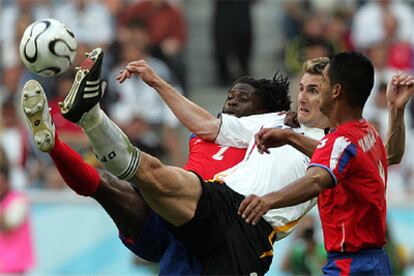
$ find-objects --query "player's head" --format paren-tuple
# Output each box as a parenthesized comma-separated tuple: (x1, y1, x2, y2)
(320, 52, 374, 116)
(222, 72, 291, 117)
(297, 57, 330, 128)
(0, 146, 10, 199)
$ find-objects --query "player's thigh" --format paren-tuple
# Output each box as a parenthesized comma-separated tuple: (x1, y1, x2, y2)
(131, 152, 202, 226)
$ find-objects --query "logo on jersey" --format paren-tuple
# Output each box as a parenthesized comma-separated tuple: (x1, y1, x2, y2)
(317, 138, 328, 149)
(358, 127, 377, 153)
(212, 146, 229, 160)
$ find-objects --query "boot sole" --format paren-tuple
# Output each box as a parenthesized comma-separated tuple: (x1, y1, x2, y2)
(22, 80, 55, 152)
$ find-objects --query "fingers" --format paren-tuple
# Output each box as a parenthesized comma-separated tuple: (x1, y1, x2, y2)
(404, 76, 414, 88)
(115, 60, 151, 84)
(392, 72, 414, 87)
(125, 60, 148, 72)
(245, 201, 265, 225)
(238, 195, 254, 216)
(255, 128, 265, 154)
(238, 195, 266, 225)
(284, 111, 300, 128)
(116, 70, 131, 84)
(255, 128, 271, 154)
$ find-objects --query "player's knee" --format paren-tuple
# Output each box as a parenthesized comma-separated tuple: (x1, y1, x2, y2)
(98, 170, 117, 187)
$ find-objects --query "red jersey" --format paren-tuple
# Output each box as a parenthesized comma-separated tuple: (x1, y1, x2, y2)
(308, 119, 387, 253)
(183, 134, 246, 180)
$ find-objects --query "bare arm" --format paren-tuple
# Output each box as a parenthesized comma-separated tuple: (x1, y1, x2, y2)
(255, 128, 319, 157)
(285, 131, 319, 157)
(238, 166, 332, 225)
(386, 106, 406, 165)
(384, 73, 414, 165)
(117, 60, 220, 141)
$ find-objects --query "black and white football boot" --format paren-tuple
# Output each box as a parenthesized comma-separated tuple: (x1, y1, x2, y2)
(60, 47, 106, 124)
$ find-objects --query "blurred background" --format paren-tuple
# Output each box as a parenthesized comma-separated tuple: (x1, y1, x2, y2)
(0, 0, 414, 275)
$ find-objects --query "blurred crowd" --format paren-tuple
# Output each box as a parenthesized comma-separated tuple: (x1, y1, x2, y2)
(0, 0, 414, 274)
(0, 0, 414, 203)
(0, 0, 188, 192)
(281, 0, 414, 204)
(0, 0, 414, 198)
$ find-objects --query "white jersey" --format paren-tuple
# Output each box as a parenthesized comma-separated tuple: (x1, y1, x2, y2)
(215, 113, 325, 240)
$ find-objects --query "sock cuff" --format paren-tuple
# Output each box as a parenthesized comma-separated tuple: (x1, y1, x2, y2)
(117, 147, 141, 180)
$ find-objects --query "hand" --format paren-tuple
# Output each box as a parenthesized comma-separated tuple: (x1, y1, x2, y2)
(386, 72, 414, 110)
(116, 68, 131, 84)
(255, 128, 292, 154)
(116, 60, 161, 87)
(283, 111, 300, 128)
(238, 194, 271, 225)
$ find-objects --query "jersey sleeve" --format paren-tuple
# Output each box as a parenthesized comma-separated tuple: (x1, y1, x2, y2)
(308, 135, 357, 185)
(215, 113, 284, 148)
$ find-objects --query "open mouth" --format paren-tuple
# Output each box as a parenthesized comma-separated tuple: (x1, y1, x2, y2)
(224, 109, 237, 115)
(299, 107, 310, 113)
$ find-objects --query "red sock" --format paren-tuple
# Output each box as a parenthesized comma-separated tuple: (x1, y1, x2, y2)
(49, 133, 100, 196)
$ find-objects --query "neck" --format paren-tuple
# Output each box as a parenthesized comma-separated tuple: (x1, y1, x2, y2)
(328, 102, 363, 127)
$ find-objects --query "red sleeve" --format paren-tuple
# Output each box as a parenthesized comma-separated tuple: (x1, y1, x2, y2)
(308, 134, 357, 185)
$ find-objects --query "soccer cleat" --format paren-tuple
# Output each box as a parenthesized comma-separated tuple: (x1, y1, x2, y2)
(22, 80, 55, 152)
(60, 47, 105, 124)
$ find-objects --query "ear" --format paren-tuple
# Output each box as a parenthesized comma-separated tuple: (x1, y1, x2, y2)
(332, 84, 342, 100)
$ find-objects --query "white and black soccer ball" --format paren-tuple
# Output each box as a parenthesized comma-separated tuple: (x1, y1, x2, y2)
(19, 18, 77, 77)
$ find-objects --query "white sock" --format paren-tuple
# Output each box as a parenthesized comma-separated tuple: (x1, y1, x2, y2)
(82, 108, 140, 180)
(79, 104, 102, 131)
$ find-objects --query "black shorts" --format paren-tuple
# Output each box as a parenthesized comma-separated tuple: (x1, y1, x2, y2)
(170, 180, 276, 275)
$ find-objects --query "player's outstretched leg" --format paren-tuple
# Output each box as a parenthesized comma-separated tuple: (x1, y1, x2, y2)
(21, 79, 150, 238)
(61, 49, 202, 226)
(21, 79, 101, 195)
(60, 48, 140, 180)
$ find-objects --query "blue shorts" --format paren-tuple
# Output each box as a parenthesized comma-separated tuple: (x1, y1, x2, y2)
(120, 211, 202, 275)
(323, 248, 392, 275)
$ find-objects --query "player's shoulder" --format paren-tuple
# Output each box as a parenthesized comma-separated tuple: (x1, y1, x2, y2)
(240, 112, 285, 124)
(300, 125, 325, 140)
(221, 112, 282, 120)
(189, 133, 205, 143)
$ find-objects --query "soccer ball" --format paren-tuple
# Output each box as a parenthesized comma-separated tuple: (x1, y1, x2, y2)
(19, 18, 77, 77)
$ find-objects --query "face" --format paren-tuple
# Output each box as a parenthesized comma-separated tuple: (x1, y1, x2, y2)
(222, 83, 266, 117)
(297, 73, 330, 128)
(319, 65, 334, 116)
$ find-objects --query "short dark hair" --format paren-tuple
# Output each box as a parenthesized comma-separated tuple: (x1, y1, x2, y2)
(328, 52, 374, 108)
(233, 72, 291, 112)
